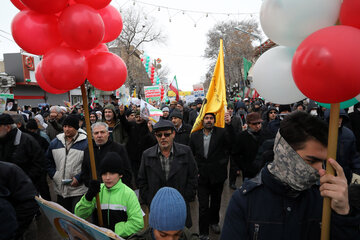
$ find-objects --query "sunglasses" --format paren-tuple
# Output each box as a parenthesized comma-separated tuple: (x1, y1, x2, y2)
(155, 132, 172, 138)
(249, 122, 262, 125)
(269, 111, 277, 114)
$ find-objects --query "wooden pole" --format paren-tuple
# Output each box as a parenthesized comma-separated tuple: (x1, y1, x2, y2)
(81, 83, 103, 227)
(320, 102, 340, 240)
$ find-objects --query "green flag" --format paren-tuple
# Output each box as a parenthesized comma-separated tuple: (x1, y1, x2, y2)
(243, 57, 252, 98)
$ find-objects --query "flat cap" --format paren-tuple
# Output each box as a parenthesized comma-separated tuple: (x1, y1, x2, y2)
(153, 119, 175, 132)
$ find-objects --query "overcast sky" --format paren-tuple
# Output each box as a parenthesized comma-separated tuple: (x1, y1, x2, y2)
(0, 0, 263, 91)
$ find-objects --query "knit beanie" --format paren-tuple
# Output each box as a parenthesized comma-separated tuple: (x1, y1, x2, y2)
(169, 109, 183, 120)
(99, 152, 124, 176)
(63, 115, 79, 130)
(149, 187, 186, 231)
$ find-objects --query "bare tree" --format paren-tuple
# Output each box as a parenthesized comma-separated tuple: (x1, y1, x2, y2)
(203, 19, 260, 98)
(108, 6, 167, 96)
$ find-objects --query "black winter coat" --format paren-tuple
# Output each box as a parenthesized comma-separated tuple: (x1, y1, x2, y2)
(0, 162, 39, 240)
(221, 166, 360, 240)
(232, 128, 273, 179)
(0, 128, 44, 189)
(119, 114, 156, 175)
(349, 106, 360, 152)
(81, 139, 133, 188)
(337, 126, 360, 183)
(189, 126, 231, 184)
(174, 123, 192, 146)
(138, 142, 198, 205)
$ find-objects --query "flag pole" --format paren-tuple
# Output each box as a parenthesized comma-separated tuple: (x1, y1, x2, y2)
(81, 83, 103, 227)
(320, 102, 340, 240)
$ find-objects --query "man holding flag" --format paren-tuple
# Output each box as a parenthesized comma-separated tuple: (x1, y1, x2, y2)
(189, 39, 232, 240)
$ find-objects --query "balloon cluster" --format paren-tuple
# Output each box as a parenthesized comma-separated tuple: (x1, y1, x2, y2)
(141, 54, 161, 85)
(10, 0, 127, 93)
(252, 0, 360, 106)
(160, 85, 165, 101)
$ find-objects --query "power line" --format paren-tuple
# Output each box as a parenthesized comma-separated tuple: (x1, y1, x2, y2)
(132, 0, 258, 16)
(0, 29, 12, 36)
(0, 34, 15, 43)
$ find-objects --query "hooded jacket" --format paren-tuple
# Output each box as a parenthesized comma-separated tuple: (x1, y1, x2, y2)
(221, 165, 360, 240)
(46, 131, 88, 198)
(75, 179, 144, 238)
(102, 104, 128, 145)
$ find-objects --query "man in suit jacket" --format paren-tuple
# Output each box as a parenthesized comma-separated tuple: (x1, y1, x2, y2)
(138, 120, 198, 228)
(189, 112, 232, 240)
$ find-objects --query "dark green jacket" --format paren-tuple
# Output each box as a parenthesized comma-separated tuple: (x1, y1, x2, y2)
(128, 227, 199, 240)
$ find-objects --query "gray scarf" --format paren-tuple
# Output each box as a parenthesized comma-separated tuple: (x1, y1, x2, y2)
(268, 131, 320, 191)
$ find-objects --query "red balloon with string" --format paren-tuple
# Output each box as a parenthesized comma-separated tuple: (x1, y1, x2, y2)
(87, 52, 127, 91)
(11, 10, 62, 55)
(41, 46, 88, 90)
(35, 62, 69, 94)
(58, 4, 105, 50)
(340, 0, 360, 29)
(292, 25, 360, 103)
(98, 5, 123, 43)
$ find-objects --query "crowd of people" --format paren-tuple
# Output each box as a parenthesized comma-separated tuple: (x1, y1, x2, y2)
(0, 97, 360, 240)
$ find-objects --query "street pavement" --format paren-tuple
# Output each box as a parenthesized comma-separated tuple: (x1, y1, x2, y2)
(36, 175, 243, 240)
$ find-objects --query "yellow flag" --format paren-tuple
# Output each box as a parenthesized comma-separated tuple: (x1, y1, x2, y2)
(133, 88, 136, 98)
(191, 39, 227, 133)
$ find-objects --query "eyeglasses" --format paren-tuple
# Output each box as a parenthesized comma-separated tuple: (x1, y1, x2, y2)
(155, 132, 172, 138)
(249, 122, 262, 125)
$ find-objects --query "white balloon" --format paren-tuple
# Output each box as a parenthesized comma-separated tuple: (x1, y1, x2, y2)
(252, 46, 306, 104)
(260, 0, 341, 47)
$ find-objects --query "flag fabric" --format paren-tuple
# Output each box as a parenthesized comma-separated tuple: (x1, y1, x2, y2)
(133, 88, 136, 98)
(169, 76, 180, 101)
(140, 99, 163, 125)
(243, 57, 252, 99)
(191, 39, 227, 133)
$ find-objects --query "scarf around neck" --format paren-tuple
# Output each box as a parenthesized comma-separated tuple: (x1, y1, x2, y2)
(268, 131, 320, 191)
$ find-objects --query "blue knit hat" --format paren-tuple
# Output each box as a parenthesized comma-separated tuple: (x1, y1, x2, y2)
(149, 187, 186, 231)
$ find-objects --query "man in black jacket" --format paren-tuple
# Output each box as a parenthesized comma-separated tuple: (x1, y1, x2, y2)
(221, 111, 360, 239)
(0, 113, 44, 194)
(189, 112, 231, 239)
(118, 106, 156, 188)
(138, 120, 198, 228)
(0, 162, 39, 240)
(170, 109, 192, 146)
(81, 122, 133, 188)
(232, 112, 273, 180)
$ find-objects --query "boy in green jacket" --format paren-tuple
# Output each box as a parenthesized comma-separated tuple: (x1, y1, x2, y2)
(75, 152, 144, 238)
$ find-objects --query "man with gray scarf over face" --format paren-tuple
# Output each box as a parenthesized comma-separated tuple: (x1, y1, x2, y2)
(221, 111, 360, 240)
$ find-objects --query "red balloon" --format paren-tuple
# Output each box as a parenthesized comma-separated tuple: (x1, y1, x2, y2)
(80, 43, 108, 59)
(20, 0, 68, 14)
(35, 62, 69, 94)
(98, 5, 123, 43)
(292, 25, 360, 103)
(340, 0, 360, 29)
(74, 0, 111, 9)
(87, 52, 127, 91)
(42, 46, 88, 90)
(59, 4, 105, 50)
(11, 10, 62, 55)
(10, 0, 27, 10)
